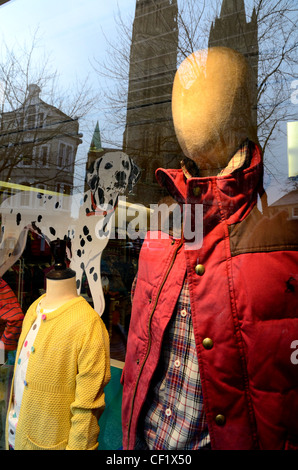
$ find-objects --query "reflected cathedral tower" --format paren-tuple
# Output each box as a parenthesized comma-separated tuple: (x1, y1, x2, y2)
(123, 0, 183, 206)
(209, 0, 258, 127)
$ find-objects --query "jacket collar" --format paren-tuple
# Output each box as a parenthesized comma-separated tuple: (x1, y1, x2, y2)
(155, 140, 264, 226)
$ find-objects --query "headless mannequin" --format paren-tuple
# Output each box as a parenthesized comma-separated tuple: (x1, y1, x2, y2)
(172, 47, 258, 175)
(40, 239, 78, 311)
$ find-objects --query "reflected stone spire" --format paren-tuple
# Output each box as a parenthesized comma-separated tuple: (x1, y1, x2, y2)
(90, 121, 103, 152)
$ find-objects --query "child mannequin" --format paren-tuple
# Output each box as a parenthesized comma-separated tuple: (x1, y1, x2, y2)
(6, 239, 110, 450)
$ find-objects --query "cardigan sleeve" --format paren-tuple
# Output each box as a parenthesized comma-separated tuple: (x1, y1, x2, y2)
(0, 278, 24, 351)
(67, 314, 111, 450)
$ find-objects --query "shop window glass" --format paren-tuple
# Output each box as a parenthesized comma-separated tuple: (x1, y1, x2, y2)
(0, 0, 297, 451)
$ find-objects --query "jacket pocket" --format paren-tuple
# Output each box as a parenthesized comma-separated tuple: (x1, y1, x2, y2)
(25, 435, 67, 450)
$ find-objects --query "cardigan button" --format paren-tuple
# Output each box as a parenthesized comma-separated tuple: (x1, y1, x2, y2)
(215, 414, 226, 426)
(195, 264, 205, 276)
(202, 338, 214, 350)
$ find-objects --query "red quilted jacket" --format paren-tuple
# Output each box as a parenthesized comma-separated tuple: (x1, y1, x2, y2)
(121, 143, 298, 450)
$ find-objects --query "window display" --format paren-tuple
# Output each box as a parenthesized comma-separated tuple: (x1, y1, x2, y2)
(0, 0, 297, 452)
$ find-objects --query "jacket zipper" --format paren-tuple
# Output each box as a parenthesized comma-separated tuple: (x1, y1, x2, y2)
(126, 237, 183, 448)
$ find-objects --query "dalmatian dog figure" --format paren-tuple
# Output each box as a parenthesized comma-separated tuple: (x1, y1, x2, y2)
(0, 151, 140, 315)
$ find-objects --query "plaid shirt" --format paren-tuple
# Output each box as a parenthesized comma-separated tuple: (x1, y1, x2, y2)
(135, 278, 210, 450)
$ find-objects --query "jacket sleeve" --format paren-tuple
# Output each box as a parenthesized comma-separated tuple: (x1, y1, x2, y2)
(0, 279, 24, 351)
(67, 315, 111, 450)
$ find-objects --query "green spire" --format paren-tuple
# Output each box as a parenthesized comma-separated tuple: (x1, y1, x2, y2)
(90, 121, 103, 151)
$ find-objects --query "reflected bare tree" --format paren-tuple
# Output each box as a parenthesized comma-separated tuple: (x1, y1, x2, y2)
(0, 32, 99, 195)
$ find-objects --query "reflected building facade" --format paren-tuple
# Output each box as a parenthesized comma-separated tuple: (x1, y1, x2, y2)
(0, 84, 82, 200)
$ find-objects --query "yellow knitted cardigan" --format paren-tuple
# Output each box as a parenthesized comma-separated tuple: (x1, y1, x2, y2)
(6, 295, 110, 450)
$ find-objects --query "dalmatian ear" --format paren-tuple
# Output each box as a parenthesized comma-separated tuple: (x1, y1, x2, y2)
(86, 158, 102, 191)
(86, 160, 95, 188)
(128, 157, 141, 193)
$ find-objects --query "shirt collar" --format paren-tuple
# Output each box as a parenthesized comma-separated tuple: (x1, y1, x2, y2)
(180, 139, 251, 180)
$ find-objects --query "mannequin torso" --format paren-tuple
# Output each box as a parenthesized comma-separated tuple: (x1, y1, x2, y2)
(39, 276, 79, 311)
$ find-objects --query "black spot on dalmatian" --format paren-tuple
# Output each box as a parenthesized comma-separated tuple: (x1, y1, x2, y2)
(93, 273, 98, 282)
(80, 262, 84, 270)
(87, 235, 92, 242)
(31, 222, 42, 235)
(16, 213, 21, 226)
(37, 215, 42, 222)
(84, 194, 88, 203)
(49, 227, 56, 236)
(89, 267, 94, 274)
(55, 202, 59, 209)
(37, 193, 43, 199)
(48, 196, 52, 200)
(10, 209, 13, 214)
(96, 187, 105, 206)
(83, 226, 89, 236)
(86, 208, 90, 215)
(76, 279, 80, 290)
(122, 160, 129, 170)
(80, 239, 85, 247)
(77, 249, 82, 257)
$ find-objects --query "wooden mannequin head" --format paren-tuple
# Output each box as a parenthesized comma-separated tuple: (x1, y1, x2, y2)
(172, 47, 258, 176)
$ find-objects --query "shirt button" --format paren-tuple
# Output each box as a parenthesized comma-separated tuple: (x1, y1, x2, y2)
(180, 309, 187, 317)
(165, 408, 172, 417)
(192, 186, 201, 197)
(195, 264, 205, 276)
(202, 338, 214, 350)
(174, 359, 181, 368)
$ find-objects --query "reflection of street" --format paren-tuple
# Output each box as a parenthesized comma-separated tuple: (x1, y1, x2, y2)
(100, 239, 143, 362)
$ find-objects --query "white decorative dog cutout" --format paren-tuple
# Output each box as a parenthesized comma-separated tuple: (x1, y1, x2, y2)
(0, 151, 140, 315)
